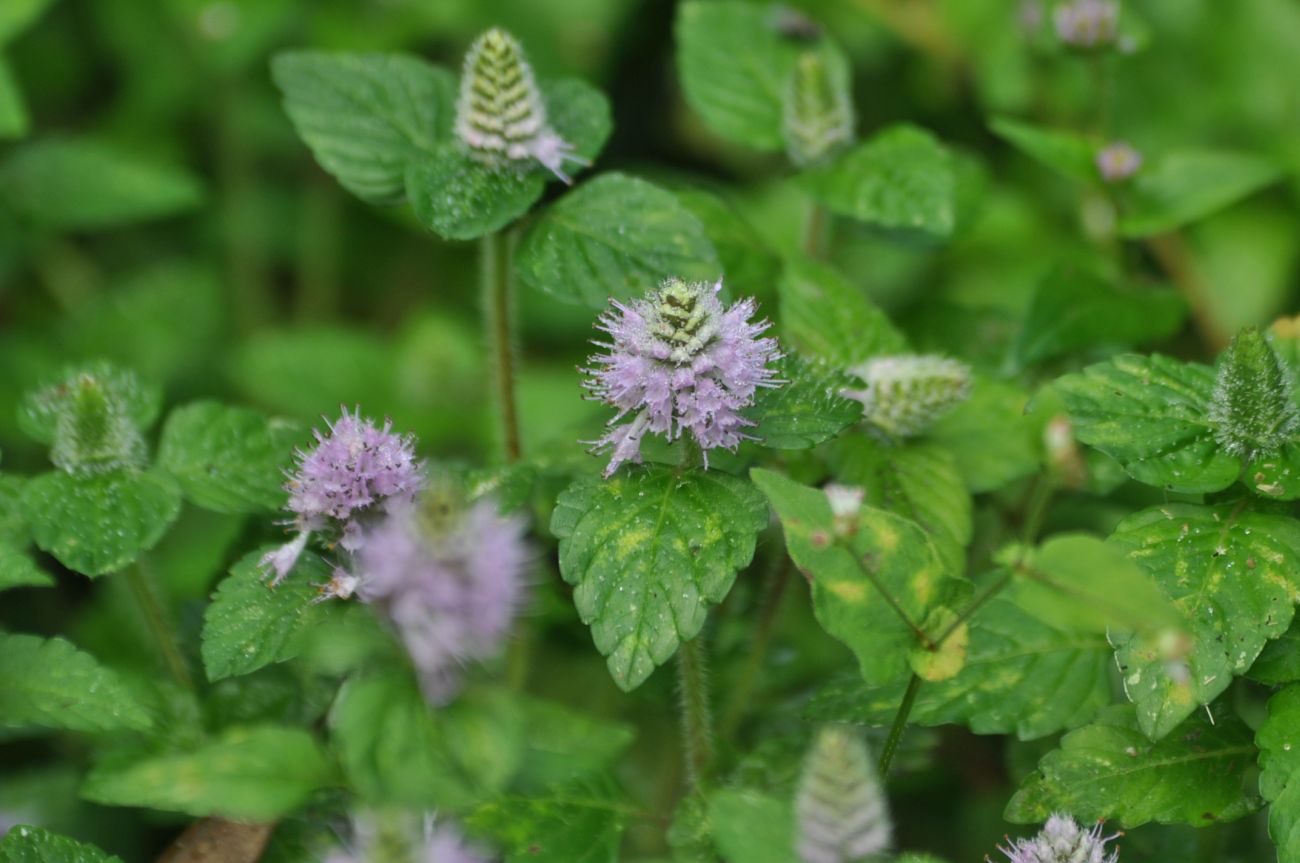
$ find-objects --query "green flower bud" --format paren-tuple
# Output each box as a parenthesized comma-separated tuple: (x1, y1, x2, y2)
(843, 354, 972, 440)
(796, 725, 892, 863)
(783, 50, 854, 168)
(1209, 326, 1300, 459)
(20, 363, 154, 475)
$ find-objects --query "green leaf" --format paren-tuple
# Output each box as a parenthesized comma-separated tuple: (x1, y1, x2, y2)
(1012, 268, 1186, 369)
(0, 56, 28, 140)
(406, 78, 610, 241)
(81, 725, 332, 820)
(808, 586, 1112, 740)
(1108, 503, 1300, 740)
(0, 0, 56, 44)
(467, 779, 630, 863)
(1249, 619, 1300, 685)
(778, 257, 906, 367)
(159, 402, 302, 514)
(0, 541, 52, 590)
(799, 125, 957, 240)
(1119, 150, 1284, 238)
(751, 468, 971, 686)
(22, 470, 181, 577)
(330, 670, 512, 808)
(514, 697, 636, 791)
(675, 1, 803, 150)
(927, 377, 1039, 493)
(0, 475, 26, 545)
(989, 116, 1097, 183)
(0, 827, 123, 863)
(826, 436, 972, 576)
(551, 466, 768, 691)
(516, 173, 721, 308)
(1258, 685, 1300, 862)
(1054, 353, 1239, 493)
(0, 137, 202, 231)
(672, 188, 780, 300)
(746, 356, 862, 451)
(0, 632, 152, 733)
(201, 547, 339, 682)
(1006, 705, 1258, 827)
(707, 788, 796, 863)
(271, 51, 455, 203)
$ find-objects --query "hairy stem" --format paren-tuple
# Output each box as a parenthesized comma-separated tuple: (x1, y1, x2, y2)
(878, 673, 922, 778)
(124, 560, 193, 690)
(676, 635, 716, 790)
(802, 200, 829, 259)
(481, 230, 522, 462)
(719, 557, 793, 737)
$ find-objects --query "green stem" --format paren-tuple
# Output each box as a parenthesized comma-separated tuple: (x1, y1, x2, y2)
(124, 561, 193, 690)
(719, 557, 793, 737)
(217, 78, 272, 333)
(294, 176, 342, 321)
(676, 635, 715, 790)
(481, 230, 522, 462)
(801, 200, 829, 259)
(1020, 473, 1056, 545)
(877, 673, 922, 778)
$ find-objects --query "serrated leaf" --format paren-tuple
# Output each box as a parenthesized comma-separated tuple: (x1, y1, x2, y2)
(1012, 268, 1187, 369)
(551, 466, 768, 691)
(746, 356, 862, 450)
(675, 1, 803, 150)
(778, 257, 906, 367)
(751, 468, 971, 687)
(808, 586, 1112, 740)
(467, 779, 630, 863)
(1249, 619, 1300, 685)
(271, 51, 455, 203)
(1258, 685, 1300, 862)
(0, 632, 152, 733)
(0, 137, 202, 231)
(1006, 704, 1258, 827)
(0, 0, 57, 45)
(799, 125, 956, 240)
(159, 402, 302, 514)
(0, 541, 51, 590)
(405, 78, 610, 241)
(516, 173, 721, 308)
(22, 470, 181, 577)
(81, 725, 331, 819)
(1119, 150, 1283, 238)
(927, 377, 1039, 493)
(1054, 353, 1239, 493)
(0, 56, 28, 140)
(201, 547, 339, 682)
(1108, 503, 1300, 739)
(0, 826, 123, 863)
(826, 436, 972, 576)
(707, 788, 796, 863)
(989, 116, 1096, 183)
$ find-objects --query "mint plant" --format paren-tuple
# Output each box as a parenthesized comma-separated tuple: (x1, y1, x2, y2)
(1, 2, 1299, 862)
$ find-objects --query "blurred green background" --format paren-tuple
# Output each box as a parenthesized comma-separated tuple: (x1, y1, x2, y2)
(1, 0, 1299, 859)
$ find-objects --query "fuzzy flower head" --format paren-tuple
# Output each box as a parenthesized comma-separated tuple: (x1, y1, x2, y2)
(454, 27, 587, 183)
(783, 50, 855, 168)
(326, 812, 490, 863)
(1096, 141, 1141, 182)
(795, 725, 891, 863)
(996, 814, 1120, 863)
(583, 277, 782, 477)
(1053, 0, 1119, 49)
(842, 354, 972, 440)
(341, 481, 530, 703)
(1208, 326, 1300, 460)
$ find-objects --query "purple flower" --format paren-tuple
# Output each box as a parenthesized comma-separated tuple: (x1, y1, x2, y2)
(262, 408, 421, 585)
(1096, 141, 1142, 182)
(342, 493, 529, 703)
(997, 814, 1121, 863)
(583, 277, 782, 476)
(327, 813, 491, 863)
(1054, 0, 1119, 48)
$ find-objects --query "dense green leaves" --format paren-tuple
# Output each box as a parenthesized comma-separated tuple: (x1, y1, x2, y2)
(272, 51, 455, 203)
(0, 632, 152, 733)
(1109, 503, 1300, 739)
(22, 470, 181, 577)
(1259, 685, 1300, 863)
(468, 780, 630, 863)
(0, 138, 202, 231)
(1055, 354, 1239, 493)
(159, 402, 301, 514)
(81, 726, 332, 819)
(746, 356, 862, 451)
(1119, 149, 1284, 237)
(516, 173, 720, 308)
(777, 257, 905, 367)
(201, 548, 338, 682)
(928, 377, 1039, 493)
(800, 125, 957, 240)
(551, 466, 768, 691)
(752, 468, 971, 686)
(675, 1, 803, 150)
(0, 827, 123, 863)
(1006, 705, 1257, 827)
